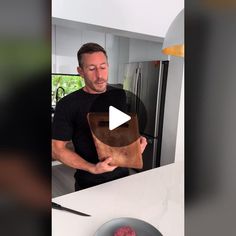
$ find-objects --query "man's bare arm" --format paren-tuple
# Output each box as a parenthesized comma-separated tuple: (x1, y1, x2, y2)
(52, 139, 117, 174)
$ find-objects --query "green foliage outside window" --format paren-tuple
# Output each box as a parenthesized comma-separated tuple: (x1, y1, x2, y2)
(52, 74, 85, 105)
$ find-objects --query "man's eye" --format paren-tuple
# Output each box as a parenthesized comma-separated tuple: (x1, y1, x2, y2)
(89, 68, 95, 71)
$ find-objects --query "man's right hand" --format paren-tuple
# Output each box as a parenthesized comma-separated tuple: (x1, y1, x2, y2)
(91, 157, 118, 174)
(52, 140, 118, 174)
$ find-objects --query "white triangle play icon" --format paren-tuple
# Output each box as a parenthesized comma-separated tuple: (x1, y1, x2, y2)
(109, 106, 131, 131)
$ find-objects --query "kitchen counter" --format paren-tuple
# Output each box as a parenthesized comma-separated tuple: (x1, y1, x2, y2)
(52, 162, 184, 236)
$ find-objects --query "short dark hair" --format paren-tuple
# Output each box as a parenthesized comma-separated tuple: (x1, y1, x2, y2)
(77, 42, 108, 68)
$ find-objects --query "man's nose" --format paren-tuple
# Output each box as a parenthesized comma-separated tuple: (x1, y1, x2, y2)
(95, 68, 102, 78)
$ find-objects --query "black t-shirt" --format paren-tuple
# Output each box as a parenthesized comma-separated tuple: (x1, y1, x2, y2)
(52, 85, 129, 189)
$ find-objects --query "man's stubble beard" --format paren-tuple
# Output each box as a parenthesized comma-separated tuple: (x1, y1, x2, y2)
(86, 79, 108, 93)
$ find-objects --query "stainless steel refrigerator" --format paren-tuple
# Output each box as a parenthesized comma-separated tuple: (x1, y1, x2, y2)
(122, 61, 169, 171)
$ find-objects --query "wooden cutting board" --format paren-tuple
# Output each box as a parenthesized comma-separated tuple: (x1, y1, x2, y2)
(87, 113, 143, 169)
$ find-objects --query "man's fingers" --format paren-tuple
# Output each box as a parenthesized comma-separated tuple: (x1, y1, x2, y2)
(140, 136, 147, 144)
(140, 136, 148, 154)
(103, 157, 118, 168)
(104, 157, 112, 164)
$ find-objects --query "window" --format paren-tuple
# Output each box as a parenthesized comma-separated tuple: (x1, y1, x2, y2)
(52, 74, 85, 106)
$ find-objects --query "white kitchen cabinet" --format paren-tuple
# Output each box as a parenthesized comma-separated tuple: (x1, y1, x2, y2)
(52, 26, 106, 75)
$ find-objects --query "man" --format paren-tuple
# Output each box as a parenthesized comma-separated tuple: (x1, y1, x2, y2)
(52, 43, 147, 190)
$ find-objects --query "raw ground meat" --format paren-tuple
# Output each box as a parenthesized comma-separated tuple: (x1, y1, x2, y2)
(114, 226, 136, 236)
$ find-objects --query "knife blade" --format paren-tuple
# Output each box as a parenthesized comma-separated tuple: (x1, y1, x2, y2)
(52, 202, 91, 217)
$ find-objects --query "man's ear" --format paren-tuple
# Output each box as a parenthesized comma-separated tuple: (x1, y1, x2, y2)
(77, 66, 83, 77)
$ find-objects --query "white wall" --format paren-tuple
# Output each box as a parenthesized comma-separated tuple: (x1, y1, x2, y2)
(116, 38, 168, 84)
(52, 0, 184, 39)
(117, 37, 130, 84)
(161, 56, 184, 165)
(174, 71, 184, 163)
(128, 38, 167, 62)
(105, 34, 120, 85)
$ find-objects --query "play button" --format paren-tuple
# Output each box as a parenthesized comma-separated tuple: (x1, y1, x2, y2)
(109, 106, 131, 131)
(87, 88, 147, 147)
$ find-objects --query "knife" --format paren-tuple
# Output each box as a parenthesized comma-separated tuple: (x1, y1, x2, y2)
(52, 202, 91, 217)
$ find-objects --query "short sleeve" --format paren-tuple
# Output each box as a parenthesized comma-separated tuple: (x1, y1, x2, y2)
(52, 99, 73, 141)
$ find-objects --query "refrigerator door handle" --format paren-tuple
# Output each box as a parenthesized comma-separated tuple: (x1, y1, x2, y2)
(147, 138, 153, 144)
(135, 67, 139, 94)
(132, 65, 140, 113)
(135, 64, 142, 114)
(137, 66, 142, 98)
(154, 62, 164, 137)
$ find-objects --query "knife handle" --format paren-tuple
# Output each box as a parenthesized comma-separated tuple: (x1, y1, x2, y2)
(52, 202, 62, 209)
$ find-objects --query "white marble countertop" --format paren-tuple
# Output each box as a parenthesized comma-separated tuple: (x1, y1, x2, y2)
(52, 162, 184, 236)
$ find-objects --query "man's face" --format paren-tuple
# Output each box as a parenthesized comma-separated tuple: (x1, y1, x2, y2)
(77, 52, 108, 93)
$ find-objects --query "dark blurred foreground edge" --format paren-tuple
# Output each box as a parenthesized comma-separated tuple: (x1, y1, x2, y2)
(0, 0, 51, 235)
(186, 1, 236, 235)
